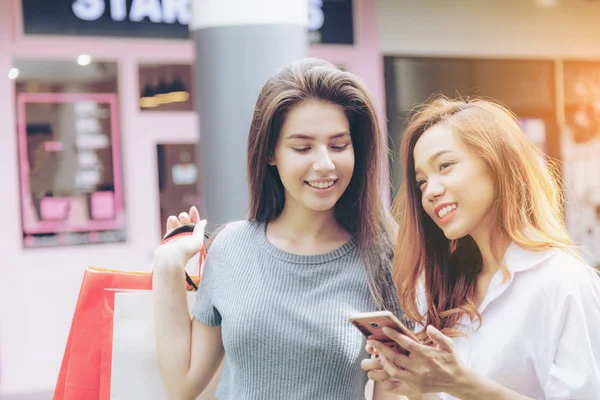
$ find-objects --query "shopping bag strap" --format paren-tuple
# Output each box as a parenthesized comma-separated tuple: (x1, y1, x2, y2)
(161, 224, 208, 291)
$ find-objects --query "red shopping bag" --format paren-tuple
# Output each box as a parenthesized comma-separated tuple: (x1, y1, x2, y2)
(53, 226, 206, 400)
(53, 268, 154, 400)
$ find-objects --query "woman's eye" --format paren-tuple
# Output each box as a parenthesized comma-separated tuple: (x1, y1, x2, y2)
(331, 144, 349, 151)
(416, 179, 426, 189)
(439, 161, 454, 171)
(293, 147, 310, 153)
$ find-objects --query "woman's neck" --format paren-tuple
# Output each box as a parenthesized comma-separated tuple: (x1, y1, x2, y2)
(468, 231, 509, 308)
(266, 203, 351, 254)
(471, 231, 509, 277)
(273, 204, 348, 239)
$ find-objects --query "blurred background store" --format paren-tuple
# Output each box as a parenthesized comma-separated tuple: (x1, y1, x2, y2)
(0, 0, 599, 398)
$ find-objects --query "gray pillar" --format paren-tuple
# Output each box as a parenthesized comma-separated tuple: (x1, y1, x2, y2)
(191, 0, 308, 228)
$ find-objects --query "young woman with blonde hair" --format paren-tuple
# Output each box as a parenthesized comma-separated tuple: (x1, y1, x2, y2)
(363, 96, 600, 399)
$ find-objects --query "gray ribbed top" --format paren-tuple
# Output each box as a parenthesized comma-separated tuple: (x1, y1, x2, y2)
(192, 220, 376, 399)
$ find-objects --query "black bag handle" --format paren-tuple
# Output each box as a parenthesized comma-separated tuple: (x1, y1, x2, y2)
(161, 224, 210, 291)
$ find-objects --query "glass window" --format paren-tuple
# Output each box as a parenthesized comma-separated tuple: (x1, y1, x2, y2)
(13, 59, 125, 248)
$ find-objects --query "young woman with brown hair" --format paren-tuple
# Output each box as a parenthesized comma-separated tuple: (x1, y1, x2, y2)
(152, 58, 402, 399)
(363, 97, 600, 399)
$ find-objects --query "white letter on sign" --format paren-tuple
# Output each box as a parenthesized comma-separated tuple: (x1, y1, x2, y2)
(307, 0, 324, 31)
(72, 0, 105, 21)
(110, 0, 127, 21)
(161, 0, 190, 24)
(130, 0, 163, 23)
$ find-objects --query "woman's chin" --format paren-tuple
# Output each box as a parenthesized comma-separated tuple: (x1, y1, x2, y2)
(441, 227, 468, 241)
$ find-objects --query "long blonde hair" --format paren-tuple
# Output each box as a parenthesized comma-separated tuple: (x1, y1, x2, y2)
(392, 96, 580, 343)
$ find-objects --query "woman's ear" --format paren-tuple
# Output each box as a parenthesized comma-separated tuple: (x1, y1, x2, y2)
(267, 154, 276, 166)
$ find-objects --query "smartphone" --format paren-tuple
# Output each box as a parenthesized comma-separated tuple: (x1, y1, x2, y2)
(349, 311, 417, 354)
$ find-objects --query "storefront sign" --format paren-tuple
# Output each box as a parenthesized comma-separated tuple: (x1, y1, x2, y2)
(21, 0, 354, 44)
(308, 0, 354, 45)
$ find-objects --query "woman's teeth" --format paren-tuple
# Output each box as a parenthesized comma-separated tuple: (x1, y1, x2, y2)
(308, 181, 335, 189)
(437, 204, 457, 218)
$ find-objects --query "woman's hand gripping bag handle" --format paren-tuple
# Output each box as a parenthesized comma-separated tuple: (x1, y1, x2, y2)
(159, 223, 209, 290)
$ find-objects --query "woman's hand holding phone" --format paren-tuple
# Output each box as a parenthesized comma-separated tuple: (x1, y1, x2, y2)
(361, 323, 471, 398)
(351, 311, 421, 397)
(362, 331, 427, 399)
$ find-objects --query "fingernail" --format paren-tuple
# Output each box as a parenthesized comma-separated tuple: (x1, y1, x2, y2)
(382, 327, 393, 335)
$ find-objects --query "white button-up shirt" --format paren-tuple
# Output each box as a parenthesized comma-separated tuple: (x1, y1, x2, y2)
(425, 243, 600, 399)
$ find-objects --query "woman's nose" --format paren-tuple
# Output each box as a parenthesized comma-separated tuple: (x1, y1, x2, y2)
(424, 179, 445, 202)
(313, 149, 334, 173)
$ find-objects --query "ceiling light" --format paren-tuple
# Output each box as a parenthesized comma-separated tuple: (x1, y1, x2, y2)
(77, 54, 92, 66)
(8, 68, 19, 80)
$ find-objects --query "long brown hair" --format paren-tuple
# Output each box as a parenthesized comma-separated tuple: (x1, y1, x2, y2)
(247, 58, 401, 315)
(393, 96, 579, 342)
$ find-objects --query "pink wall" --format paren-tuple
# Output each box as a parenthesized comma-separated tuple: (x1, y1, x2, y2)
(0, 0, 386, 395)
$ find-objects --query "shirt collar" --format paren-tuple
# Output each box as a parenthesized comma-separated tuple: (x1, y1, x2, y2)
(470, 242, 558, 321)
(419, 242, 560, 326)
(502, 242, 558, 274)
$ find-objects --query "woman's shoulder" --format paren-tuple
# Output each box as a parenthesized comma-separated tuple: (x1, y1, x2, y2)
(527, 248, 600, 301)
(206, 219, 262, 254)
(535, 248, 595, 277)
